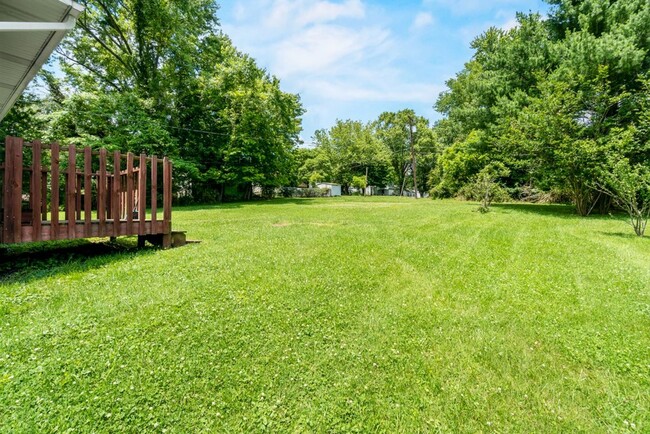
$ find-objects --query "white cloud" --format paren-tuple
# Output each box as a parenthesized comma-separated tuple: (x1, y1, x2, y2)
(258, 0, 366, 29)
(306, 79, 444, 103)
(223, 0, 450, 136)
(457, 14, 523, 44)
(232, 3, 247, 21)
(273, 24, 391, 77)
(265, 0, 294, 29)
(296, 0, 365, 26)
(423, 0, 524, 15)
(500, 17, 519, 31)
(411, 12, 434, 31)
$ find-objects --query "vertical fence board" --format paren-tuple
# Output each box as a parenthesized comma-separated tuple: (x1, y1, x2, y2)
(98, 148, 107, 235)
(162, 157, 172, 248)
(64, 149, 70, 222)
(138, 154, 147, 235)
(10, 137, 22, 243)
(120, 184, 124, 222)
(163, 157, 172, 232)
(41, 168, 47, 221)
(2, 138, 11, 243)
(126, 152, 134, 234)
(84, 147, 92, 237)
(151, 155, 157, 229)
(67, 145, 76, 239)
(3, 137, 23, 243)
(1, 139, 9, 243)
(31, 140, 42, 241)
(112, 151, 120, 237)
(51, 142, 60, 240)
(76, 174, 82, 221)
(2, 136, 8, 243)
(106, 178, 112, 219)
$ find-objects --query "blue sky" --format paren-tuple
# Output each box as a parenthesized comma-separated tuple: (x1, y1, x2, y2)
(218, 0, 551, 145)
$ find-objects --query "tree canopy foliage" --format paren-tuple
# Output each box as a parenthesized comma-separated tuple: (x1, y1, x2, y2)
(296, 0, 649, 222)
(297, 111, 435, 196)
(431, 0, 650, 218)
(2, 0, 648, 216)
(0, 0, 303, 202)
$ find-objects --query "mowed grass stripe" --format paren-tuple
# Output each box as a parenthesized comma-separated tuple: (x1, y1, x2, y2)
(1, 197, 648, 432)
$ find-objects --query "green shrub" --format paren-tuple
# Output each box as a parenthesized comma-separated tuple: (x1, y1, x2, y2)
(459, 162, 510, 212)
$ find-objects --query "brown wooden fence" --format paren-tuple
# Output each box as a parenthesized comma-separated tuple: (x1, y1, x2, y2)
(0, 137, 172, 247)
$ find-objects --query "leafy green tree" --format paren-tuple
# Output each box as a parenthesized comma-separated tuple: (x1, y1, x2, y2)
(507, 68, 633, 215)
(308, 172, 324, 188)
(461, 162, 511, 213)
(432, 1, 650, 214)
(432, 13, 554, 197)
(435, 14, 551, 146)
(628, 76, 650, 165)
(52, 1, 303, 202)
(430, 130, 487, 198)
(598, 158, 650, 236)
(0, 94, 46, 141)
(304, 120, 393, 193)
(287, 147, 316, 187)
(547, 0, 650, 91)
(47, 91, 176, 156)
(351, 176, 367, 194)
(373, 109, 434, 195)
(413, 126, 438, 195)
(219, 69, 303, 198)
(60, 0, 219, 100)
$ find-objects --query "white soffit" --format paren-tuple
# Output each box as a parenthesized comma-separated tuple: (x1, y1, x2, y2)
(0, 0, 84, 121)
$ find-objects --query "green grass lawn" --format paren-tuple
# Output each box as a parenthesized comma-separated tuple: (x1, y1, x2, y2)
(1, 197, 649, 433)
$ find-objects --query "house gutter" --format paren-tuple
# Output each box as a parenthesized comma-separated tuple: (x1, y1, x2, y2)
(0, 0, 84, 121)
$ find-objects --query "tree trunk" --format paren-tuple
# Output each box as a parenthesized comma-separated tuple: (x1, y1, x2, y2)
(595, 193, 612, 215)
(409, 120, 418, 199)
(571, 179, 595, 216)
(400, 163, 409, 196)
(244, 183, 253, 201)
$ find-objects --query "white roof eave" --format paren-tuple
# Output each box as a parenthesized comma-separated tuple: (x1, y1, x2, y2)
(0, 0, 84, 122)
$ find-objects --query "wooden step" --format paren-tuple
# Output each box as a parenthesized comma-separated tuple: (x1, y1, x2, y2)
(171, 231, 187, 247)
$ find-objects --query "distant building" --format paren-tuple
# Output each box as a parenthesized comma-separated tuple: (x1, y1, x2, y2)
(402, 189, 425, 198)
(377, 186, 397, 196)
(316, 182, 341, 197)
(364, 186, 378, 196)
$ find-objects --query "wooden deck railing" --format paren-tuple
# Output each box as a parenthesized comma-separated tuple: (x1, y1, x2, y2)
(1, 137, 172, 246)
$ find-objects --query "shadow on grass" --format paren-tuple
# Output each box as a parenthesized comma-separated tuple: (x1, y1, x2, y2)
(0, 238, 158, 284)
(176, 196, 420, 212)
(491, 203, 619, 220)
(599, 231, 649, 240)
(175, 197, 325, 212)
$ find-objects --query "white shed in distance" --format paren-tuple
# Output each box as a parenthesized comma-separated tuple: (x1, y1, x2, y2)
(316, 182, 341, 197)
